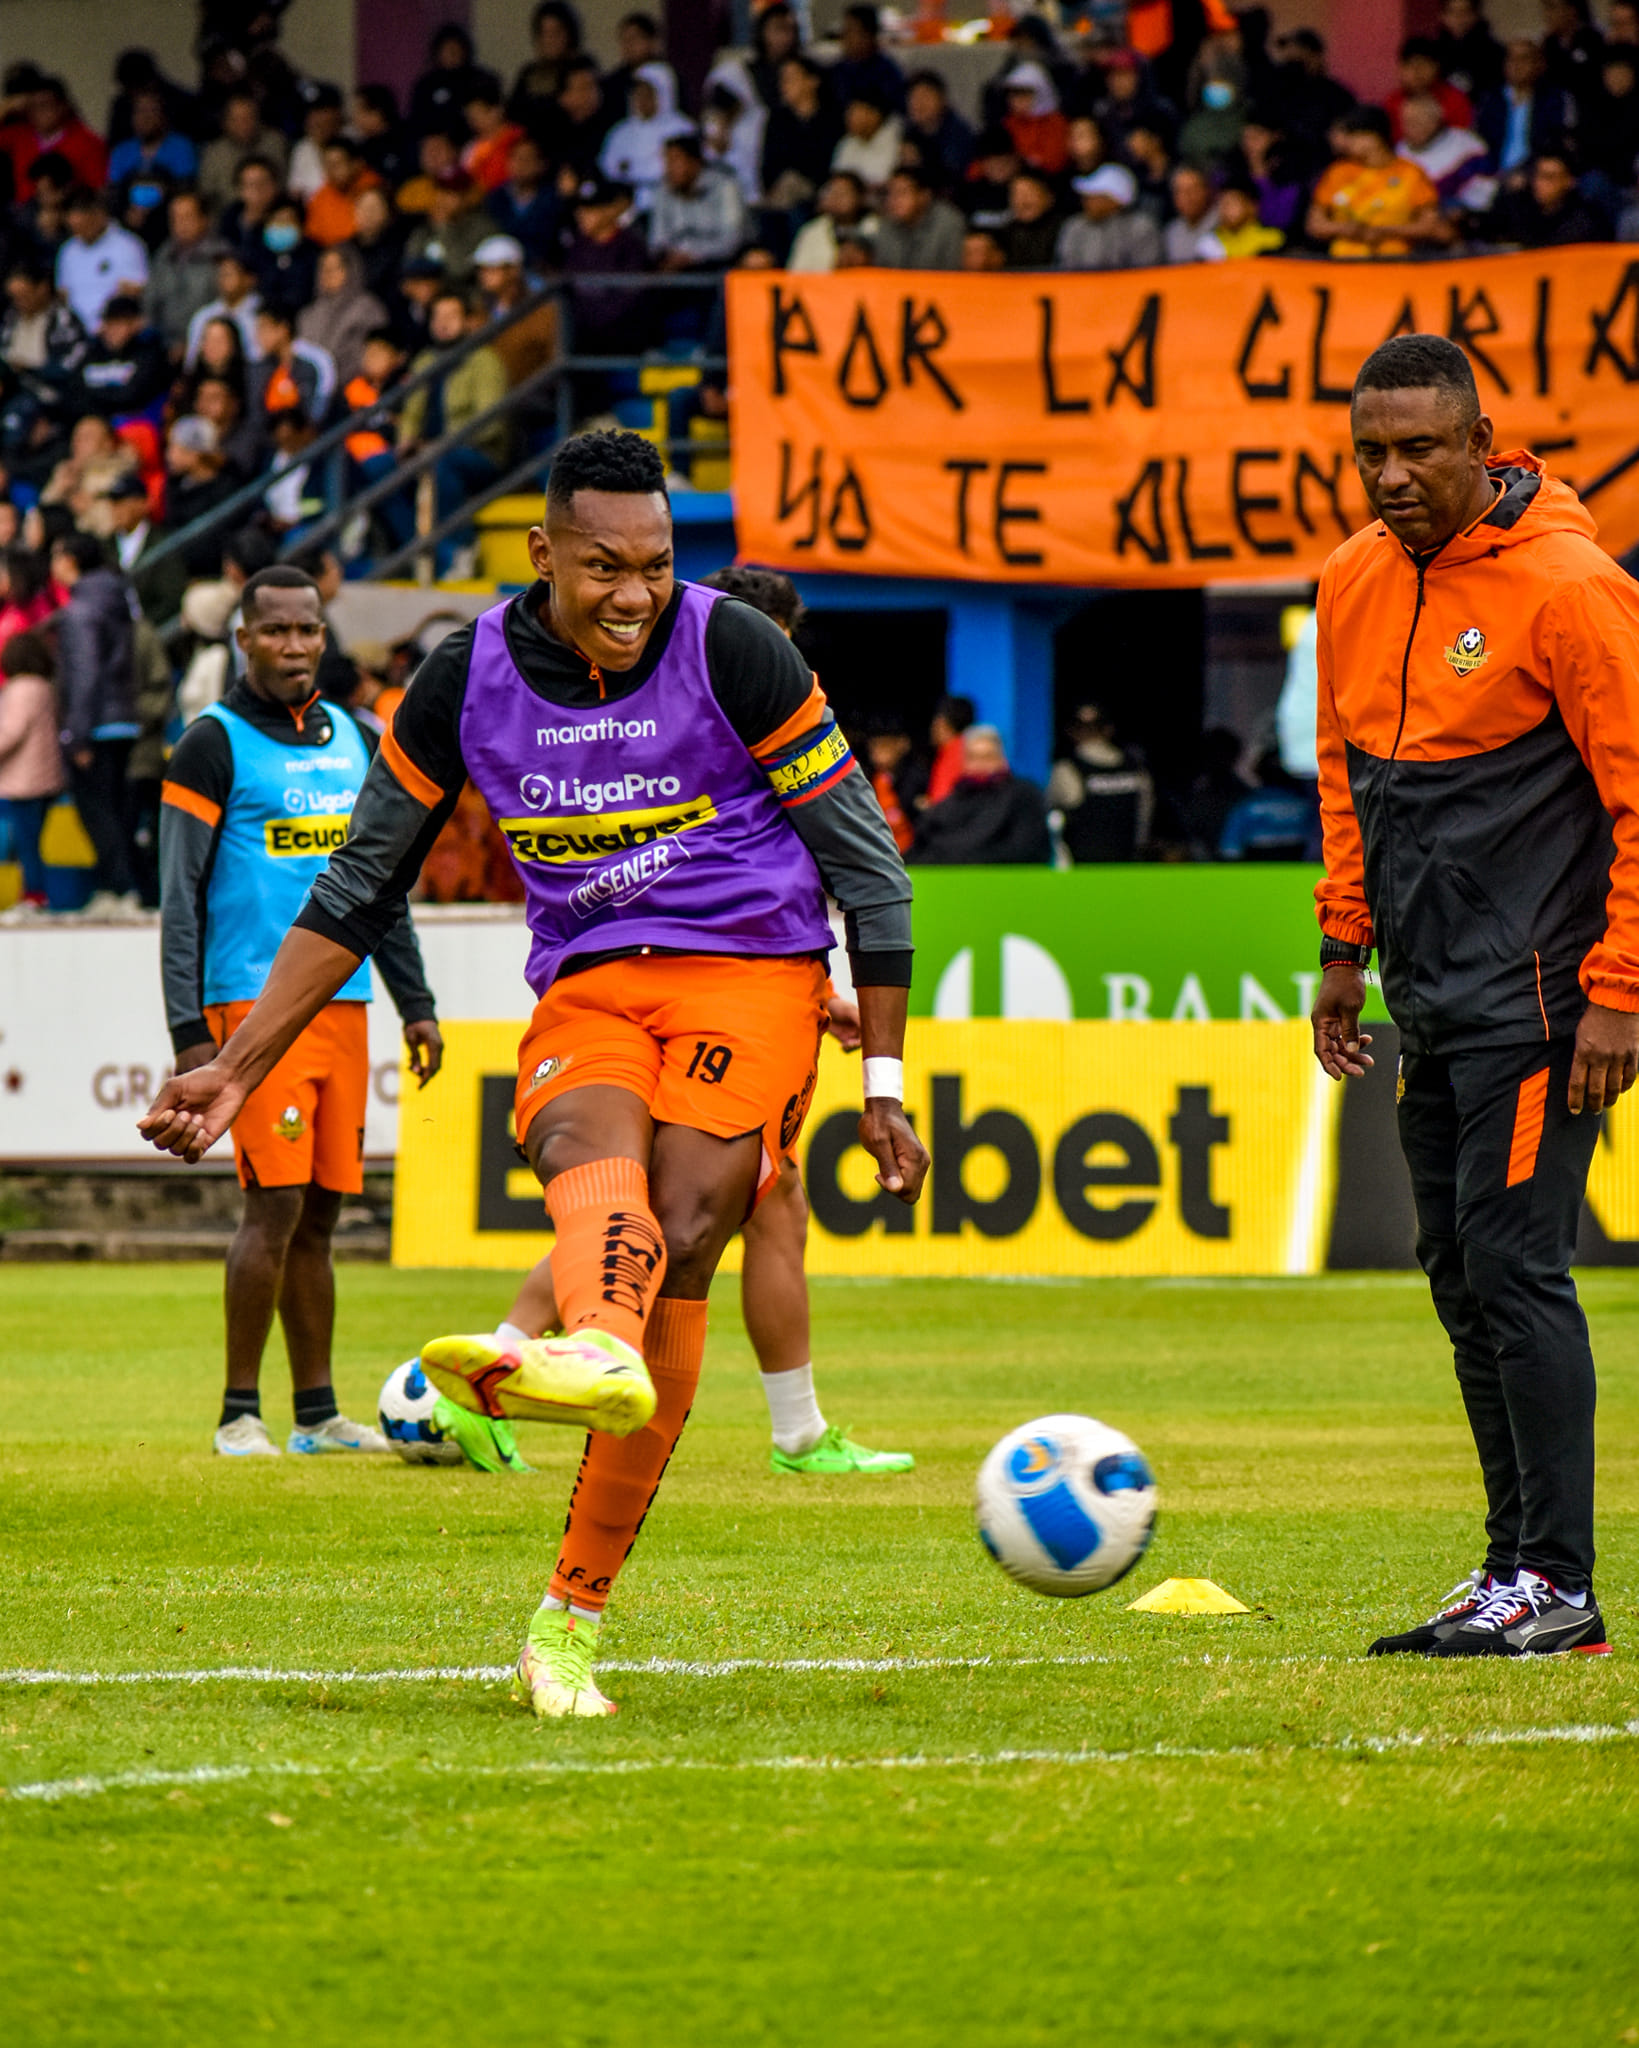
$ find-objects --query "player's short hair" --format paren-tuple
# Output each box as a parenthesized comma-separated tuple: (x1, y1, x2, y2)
(702, 564, 805, 632)
(546, 429, 668, 515)
(1352, 333, 1480, 426)
(241, 564, 321, 619)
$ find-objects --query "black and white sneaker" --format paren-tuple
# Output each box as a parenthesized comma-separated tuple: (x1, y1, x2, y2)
(1429, 1571, 1609, 1658)
(1367, 1569, 1497, 1656)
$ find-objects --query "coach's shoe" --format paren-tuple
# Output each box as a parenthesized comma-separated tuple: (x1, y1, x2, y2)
(1367, 1568, 1497, 1656)
(771, 1425, 915, 1476)
(213, 1414, 281, 1457)
(287, 1413, 394, 1455)
(421, 1330, 656, 1437)
(515, 1605, 618, 1719)
(1429, 1571, 1610, 1657)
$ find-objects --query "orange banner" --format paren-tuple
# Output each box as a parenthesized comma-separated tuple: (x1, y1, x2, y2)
(726, 249, 1639, 586)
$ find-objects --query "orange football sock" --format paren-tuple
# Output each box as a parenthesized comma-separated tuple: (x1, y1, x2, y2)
(542, 1156, 666, 1353)
(548, 1296, 707, 1614)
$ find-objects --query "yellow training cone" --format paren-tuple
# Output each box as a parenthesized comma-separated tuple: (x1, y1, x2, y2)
(1127, 1577, 1250, 1615)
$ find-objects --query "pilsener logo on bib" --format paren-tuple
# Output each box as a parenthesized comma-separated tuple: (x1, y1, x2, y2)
(498, 794, 717, 864)
(264, 814, 351, 856)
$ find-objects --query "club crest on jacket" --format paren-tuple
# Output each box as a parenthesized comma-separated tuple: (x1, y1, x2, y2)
(1444, 627, 1490, 676)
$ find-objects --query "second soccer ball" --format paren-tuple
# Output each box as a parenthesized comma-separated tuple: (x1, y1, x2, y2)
(975, 1414, 1157, 1596)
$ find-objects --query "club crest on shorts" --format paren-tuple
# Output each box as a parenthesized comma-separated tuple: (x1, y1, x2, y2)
(1444, 626, 1489, 676)
(275, 1105, 306, 1141)
(1396, 1056, 1406, 1105)
(529, 1054, 567, 1091)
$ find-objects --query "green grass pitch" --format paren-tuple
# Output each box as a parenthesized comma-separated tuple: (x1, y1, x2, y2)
(2, 1265, 1637, 2047)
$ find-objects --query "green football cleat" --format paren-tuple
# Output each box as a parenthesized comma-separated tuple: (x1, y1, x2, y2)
(515, 1604, 618, 1719)
(770, 1424, 915, 1476)
(421, 1329, 656, 1436)
(431, 1395, 531, 1473)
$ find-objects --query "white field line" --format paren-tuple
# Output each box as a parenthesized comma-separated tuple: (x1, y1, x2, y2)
(7, 1719, 1639, 1805)
(0, 1652, 1128, 1686)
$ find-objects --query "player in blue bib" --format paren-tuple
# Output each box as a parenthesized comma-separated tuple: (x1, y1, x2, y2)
(159, 565, 443, 1458)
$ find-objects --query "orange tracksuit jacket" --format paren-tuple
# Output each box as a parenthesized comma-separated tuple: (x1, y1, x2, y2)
(1316, 450, 1639, 1052)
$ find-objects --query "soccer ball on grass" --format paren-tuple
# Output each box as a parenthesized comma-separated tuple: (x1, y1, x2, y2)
(975, 1414, 1157, 1596)
(379, 1359, 467, 1464)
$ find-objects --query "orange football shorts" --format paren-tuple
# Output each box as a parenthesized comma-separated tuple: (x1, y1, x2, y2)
(514, 954, 829, 1202)
(205, 999, 371, 1194)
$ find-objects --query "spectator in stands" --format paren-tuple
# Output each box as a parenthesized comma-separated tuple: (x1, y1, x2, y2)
(999, 168, 1062, 268)
(1181, 728, 1254, 860)
(73, 292, 170, 422)
(761, 57, 841, 211)
(1542, 0, 1606, 101)
(0, 628, 64, 914)
(251, 301, 337, 430)
(651, 131, 746, 271)
(253, 195, 318, 313)
(1047, 705, 1155, 862)
(9, 76, 107, 199)
(1164, 162, 1219, 261)
(1200, 176, 1285, 258)
(337, 329, 412, 552)
(1490, 141, 1608, 244)
(462, 77, 526, 193)
(219, 153, 281, 265)
(52, 526, 140, 914)
(926, 693, 975, 805)
(1393, 94, 1491, 211)
(164, 416, 238, 566)
(1576, 53, 1639, 209)
(298, 245, 387, 386)
(484, 135, 558, 267)
(1436, 0, 1506, 99)
(105, 48, 196, 156)
(1001, 63, 1069, 175)
(399, 286, 509, 575)
(41, 413, 137, 527)
(1386, 37, 1475, 141)
(832, 6, 907, 115)
(551, 59, 615, 180)
(1219, 751, 1314, 861)
(15, 149, 75, 260)
(397, 128, 463, 217)
(702, 72, 767, 207)
(185, 258, 261, 370)
(56, 187, 149, 331)
(832, 91, 904, 200)
(748, 5, 802, 114)
(262, 407, 323, 535)
(409, 23, 488, 142)
(404, 167, 489, 281)
(788, 170, 874, 271)
(509, 3, 586, 139)
(109, 86, 196, 192)
(192, 375, 261, 485)
(0, 261, 86, 468)
(1477, 40, 1576, 181)
(351, 84, 409, 189)
(305, 135, 383, 247)
(1058, 162, 1163, 270)
(473, 234, 557, 391)
(286, 84, 344, 204)
(603, 64, 696, 215)
(198, 90, 287, 215)
(962, 128, 1023, 229)
(912, 725, 1051, 866)
(1266, 28, 1355, 167)
(349, 183, 411, 311)
(0, 543, 52, 650)
(1093, 48, 1178, 153)
(962, 226, 1006, 270)
(104, 469, 185, 622)
(1308, 107, 1449, 257)
(1239, 112, 1306, 233)
(603, 12, 674, 122)
(904, 71, 974, 186)
(875, 163, 966, 270)
(1064, 113, 1109, 185)
(146, 190, 222, 359)
(865, 724, 923, 855)
(561, 176, 651, 402)
(396, 257, 446, 351)
(1177, 59, 1248, 172)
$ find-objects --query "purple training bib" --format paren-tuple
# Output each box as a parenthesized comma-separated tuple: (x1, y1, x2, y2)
(460, 584, 834, 995)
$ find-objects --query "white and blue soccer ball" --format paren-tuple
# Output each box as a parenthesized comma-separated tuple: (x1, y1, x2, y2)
(975, 1414, 1157, 1596)
(378, 1360, 465, 1466)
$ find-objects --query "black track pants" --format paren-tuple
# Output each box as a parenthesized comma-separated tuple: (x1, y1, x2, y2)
(1397, 1036, 1600, 1592)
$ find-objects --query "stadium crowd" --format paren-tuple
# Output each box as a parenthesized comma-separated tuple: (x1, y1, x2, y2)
(0, 0, 1626, 918)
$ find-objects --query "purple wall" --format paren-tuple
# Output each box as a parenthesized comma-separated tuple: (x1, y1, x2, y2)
(355, 0, 471, 111)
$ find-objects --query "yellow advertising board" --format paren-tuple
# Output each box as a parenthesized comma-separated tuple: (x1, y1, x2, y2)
(392, 1019, 1340, 1278)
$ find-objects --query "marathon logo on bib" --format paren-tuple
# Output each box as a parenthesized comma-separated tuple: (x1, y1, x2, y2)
(264, 814, 352, 857)
(498, 794, 717, 865)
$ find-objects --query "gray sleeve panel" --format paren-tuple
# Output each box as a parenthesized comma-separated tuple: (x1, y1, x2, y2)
(299, 745, 459, 959)
(371, 903, 439, 1026)
(782, 759, 915, 960)
(158, 799, 217, 1050)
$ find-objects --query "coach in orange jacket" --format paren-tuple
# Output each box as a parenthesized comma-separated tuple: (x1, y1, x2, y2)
(1312, 332, 1639, 1661)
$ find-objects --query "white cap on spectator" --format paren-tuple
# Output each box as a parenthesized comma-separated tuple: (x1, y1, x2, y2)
(170, 414, 219, 454)
(1072, 163, 1138, 206)
(1002, 62, 1058, 115)
(473, 234, 526, 268)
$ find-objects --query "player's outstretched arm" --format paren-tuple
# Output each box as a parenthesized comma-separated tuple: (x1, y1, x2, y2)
(138, 928, 363, 1162)
(856, 983, 928, 1204)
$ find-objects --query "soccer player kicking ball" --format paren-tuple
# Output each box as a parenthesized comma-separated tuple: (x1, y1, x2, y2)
(159, 565, 444, 1457)
(482, 565, 914, 1479)
(1314, 334, 1639, 1659)
(140, 433, 928, 1717)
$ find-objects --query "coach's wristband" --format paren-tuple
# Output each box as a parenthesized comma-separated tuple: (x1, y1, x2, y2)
(863, 1057, 904, 1101)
